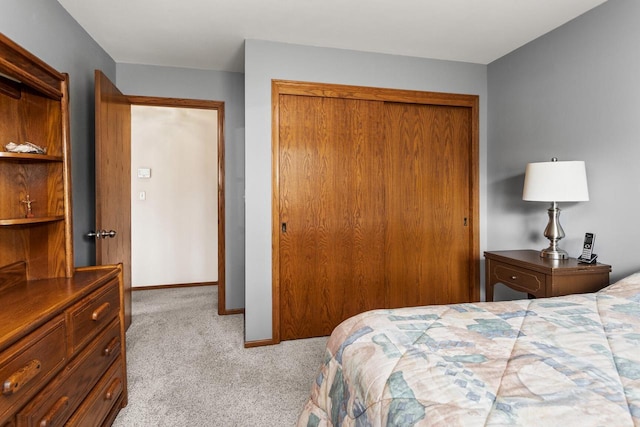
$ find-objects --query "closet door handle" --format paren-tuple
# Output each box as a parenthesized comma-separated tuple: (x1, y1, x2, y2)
(282, 223, 287, 233)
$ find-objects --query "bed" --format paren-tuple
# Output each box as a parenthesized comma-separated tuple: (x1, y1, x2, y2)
(297, 273, 640, 426)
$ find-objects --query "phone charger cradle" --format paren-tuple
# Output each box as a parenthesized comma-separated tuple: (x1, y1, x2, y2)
(578, 254, 598, 264)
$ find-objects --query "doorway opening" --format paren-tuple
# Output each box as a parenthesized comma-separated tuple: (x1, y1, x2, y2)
(127, 96, 227, 314)
(131, 105, 218, 287)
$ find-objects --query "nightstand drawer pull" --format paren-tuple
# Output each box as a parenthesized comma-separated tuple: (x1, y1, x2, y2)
(3, 359, 41, 395)
(511, 275, 517, 280)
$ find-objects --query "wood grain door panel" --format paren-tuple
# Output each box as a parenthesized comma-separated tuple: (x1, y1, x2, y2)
(279, 95, 386, 340)
(384, 103, 472, 308)
(95, 70, 132, 328)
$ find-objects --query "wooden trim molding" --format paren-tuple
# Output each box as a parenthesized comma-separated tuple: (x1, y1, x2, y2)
(132, 281, 217, 291)
(0, 33, 64, 99)
(469, 95, 481, 302)
(271, 79, 479, 107)
(61, 74, 74, 277)
(244, 338, 278, 348)
(216, 105, 228, 315)
(126, 96, 223, 110)
(271, 82, 282, 344)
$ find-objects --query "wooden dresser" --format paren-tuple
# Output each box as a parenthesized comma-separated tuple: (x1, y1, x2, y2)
(0, 33, 127, 426)
(0, 263, 127, 427)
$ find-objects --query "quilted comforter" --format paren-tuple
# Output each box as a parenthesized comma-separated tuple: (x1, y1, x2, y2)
(297, 273, 640, 426)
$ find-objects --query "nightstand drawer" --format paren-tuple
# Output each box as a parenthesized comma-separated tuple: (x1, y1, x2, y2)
(492, 264, 545, 294)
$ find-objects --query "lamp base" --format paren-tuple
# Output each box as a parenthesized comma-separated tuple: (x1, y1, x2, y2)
(539, 202, 568, 260)
(540, 247, 569, 260)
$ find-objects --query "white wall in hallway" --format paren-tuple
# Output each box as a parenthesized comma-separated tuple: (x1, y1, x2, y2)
(131, 105, 218, 287)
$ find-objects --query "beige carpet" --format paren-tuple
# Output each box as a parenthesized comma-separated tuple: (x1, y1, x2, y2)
(113, 286, 327, 426)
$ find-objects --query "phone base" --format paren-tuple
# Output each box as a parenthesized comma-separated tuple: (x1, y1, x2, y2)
(577, 254, 598, 264)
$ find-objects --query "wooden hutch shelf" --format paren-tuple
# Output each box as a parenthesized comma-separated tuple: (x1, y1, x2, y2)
(0, 152, 64, 162)
(0, 215, 65, 226)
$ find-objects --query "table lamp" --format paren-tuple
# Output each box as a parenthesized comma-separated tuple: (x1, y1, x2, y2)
(522, 158, 589, 259)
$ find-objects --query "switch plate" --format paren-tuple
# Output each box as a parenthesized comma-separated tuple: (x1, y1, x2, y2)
(137, 168, 151, 179)
(139, 191, 146, 201)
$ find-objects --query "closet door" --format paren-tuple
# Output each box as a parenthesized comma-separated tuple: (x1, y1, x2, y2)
(384, 102, 472, 308)
(278, 95, 386, 340)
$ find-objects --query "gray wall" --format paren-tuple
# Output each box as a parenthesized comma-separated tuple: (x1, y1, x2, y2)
(0, 0, 116, 267)
(116, 64, 246, 310)
(488, 0, 640, 298)
(244, 40, 488, 342)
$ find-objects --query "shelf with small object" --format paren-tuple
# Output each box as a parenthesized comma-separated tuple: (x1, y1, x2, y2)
(0, 171, 65, 221)
(0, 32, 71, 280)
(0, 216, 65, 226)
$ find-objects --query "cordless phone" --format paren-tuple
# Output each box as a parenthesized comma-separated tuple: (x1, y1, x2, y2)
(578, 232, 597, 264)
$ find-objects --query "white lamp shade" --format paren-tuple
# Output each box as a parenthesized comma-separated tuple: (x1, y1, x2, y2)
(523, 160, 589, 202)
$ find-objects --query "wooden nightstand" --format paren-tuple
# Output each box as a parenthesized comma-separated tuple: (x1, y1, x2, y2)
(484, 250, 611, 302)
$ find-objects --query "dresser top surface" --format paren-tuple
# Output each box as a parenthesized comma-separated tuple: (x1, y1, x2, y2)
(0, 267, 119, 348)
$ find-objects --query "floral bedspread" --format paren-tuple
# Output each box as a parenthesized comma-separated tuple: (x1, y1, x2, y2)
(297, 273, 640, 426)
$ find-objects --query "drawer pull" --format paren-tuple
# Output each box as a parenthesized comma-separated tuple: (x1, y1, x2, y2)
(39, 395, 69, 427)
(2, 359, 41, 395)
(92, 302, 111, 321)
(105, 378, 122, 401)
(511, 275, 517, 280)
(103, 337, 120, 357)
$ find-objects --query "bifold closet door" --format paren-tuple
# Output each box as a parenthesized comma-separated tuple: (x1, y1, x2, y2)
(278, 95, 386, 340)
(384, 102, 472, 308)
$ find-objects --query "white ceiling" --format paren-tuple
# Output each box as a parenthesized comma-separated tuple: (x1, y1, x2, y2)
(56, 0, 607, 73)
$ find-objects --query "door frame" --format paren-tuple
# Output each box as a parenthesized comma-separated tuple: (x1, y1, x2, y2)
(270, 80, 480, 344)
(127, 95, 229, 314)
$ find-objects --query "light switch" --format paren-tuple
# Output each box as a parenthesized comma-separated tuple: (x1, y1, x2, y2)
(137, 168, 151, 179)
(139, 191, 146, 201)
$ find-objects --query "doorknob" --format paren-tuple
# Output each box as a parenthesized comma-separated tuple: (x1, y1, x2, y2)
(86, 229, 117, 239)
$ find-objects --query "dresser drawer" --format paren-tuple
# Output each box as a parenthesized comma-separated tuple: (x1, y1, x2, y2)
(67, 280, 119, 355)
(17, 319, 121, 427)
(0, 316, 66, 424)
(66, 359, 124, 427)
(493, 264, 545, 294)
